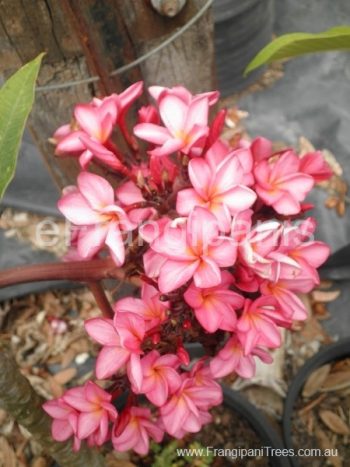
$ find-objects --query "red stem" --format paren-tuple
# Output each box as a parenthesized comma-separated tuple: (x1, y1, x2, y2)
(87, 281, 114, 318)
(92, 155, 131, 178)
(119, 115, 139, 153)
(105, 139, 125, 163)
(124, 201, 149, 213)
(0, 258, 140, 289)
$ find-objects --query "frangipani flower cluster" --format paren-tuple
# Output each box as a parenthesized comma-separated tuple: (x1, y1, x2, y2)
(44, 82, 331, 455)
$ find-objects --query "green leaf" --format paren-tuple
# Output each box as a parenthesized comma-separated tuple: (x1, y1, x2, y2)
(245, 26, 350, 75)
(0, 53, 44, 199)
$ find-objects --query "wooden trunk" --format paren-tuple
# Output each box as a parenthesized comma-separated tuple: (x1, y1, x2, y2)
(116, 0, 215, 92)
(0, 0, 215, 189)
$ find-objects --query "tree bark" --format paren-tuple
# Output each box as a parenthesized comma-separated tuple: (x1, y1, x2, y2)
(0, 0, 215, 188)
(0, 0, 90, 188)
(0, 342, 105, 466)
(0, 0, 143, 188)
(115, 0, 216, 93)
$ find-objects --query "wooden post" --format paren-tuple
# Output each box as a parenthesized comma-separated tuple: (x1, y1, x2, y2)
(116, 0, 216, 92)
(0, 0, 90, 188)
(0, 0, 215, 189)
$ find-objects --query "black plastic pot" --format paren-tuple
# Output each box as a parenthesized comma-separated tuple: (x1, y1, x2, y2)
(186, 345, 290, 466)
(213, 0, 275, 95)
(282, 338, 350, 467)
(110, 385, 290, 467)
(222, 386, 291, 467)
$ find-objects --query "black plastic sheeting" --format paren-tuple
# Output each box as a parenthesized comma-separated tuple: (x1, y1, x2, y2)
(214, 0, 275, 95)
(238, 0, 350, 338)
(1, 130, 60, 217)
(0, 230, 75, 301)
(0, 132, 63, 301)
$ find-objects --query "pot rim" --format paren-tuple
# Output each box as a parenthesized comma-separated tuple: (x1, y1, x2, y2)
(222, 385, 291, 467)
(282, 337, 350, 467)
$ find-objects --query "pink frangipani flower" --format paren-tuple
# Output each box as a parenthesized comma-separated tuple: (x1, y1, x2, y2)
(230, 209, 253, 244)
(205, 139, 255, 186)
(55, 82, 142, 170)
(74, 97, 117, 144)
(138, 104, 160, 125)
(254, 150, 314, 215)
(139, 218, 172, 278)
(278, 238, 330, 286)
(299, 150, 332, 182)
(184, 272, 244, 333)
(239, 216, 329, 284)
(246, 136, 273, 163)
(43, 398, 81, 451)
(116, 180, 155, 224)
(265, 218, 330, 288)
(112, 81, 143, 120)
(55, 96, 116, 154)
(61, 381, 117, 447)
(233, 264, 261, 293)
(136, 350, 181, 406)
(236, 297, 284, 355)
(210, 336, 273, 379)
(58, 171, 135, 266)
(176, 150, 256, 231)
(55, 96, 124, 170)
(148, 84, 219, 107)
(160, 375, 222, 437)
(149, 207, 237, 293)
(112, 406, 163, 455)
(238, 220, 298, 281)
(169, 410, 213, 440)
(188, 359, 221, 393)
(134, 89, 211, 157)
(114, 283, 168, 331)
(260, 279, 310, 321)
(84, 313, 145, 389)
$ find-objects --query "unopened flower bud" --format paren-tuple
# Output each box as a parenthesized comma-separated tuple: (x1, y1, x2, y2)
(183, 319, 191, 329)
(151, 333, 161, 345)
(138, 105, 160, 125)
(177, 346, 190, 366)
(136, 170, 145, 188)
(161, 169, 169, 184)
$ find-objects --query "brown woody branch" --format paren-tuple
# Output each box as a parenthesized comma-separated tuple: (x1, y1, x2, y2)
(0, 342, 105, 466)
(87, 281, 115, 318)
(0, 258, 141, 289)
